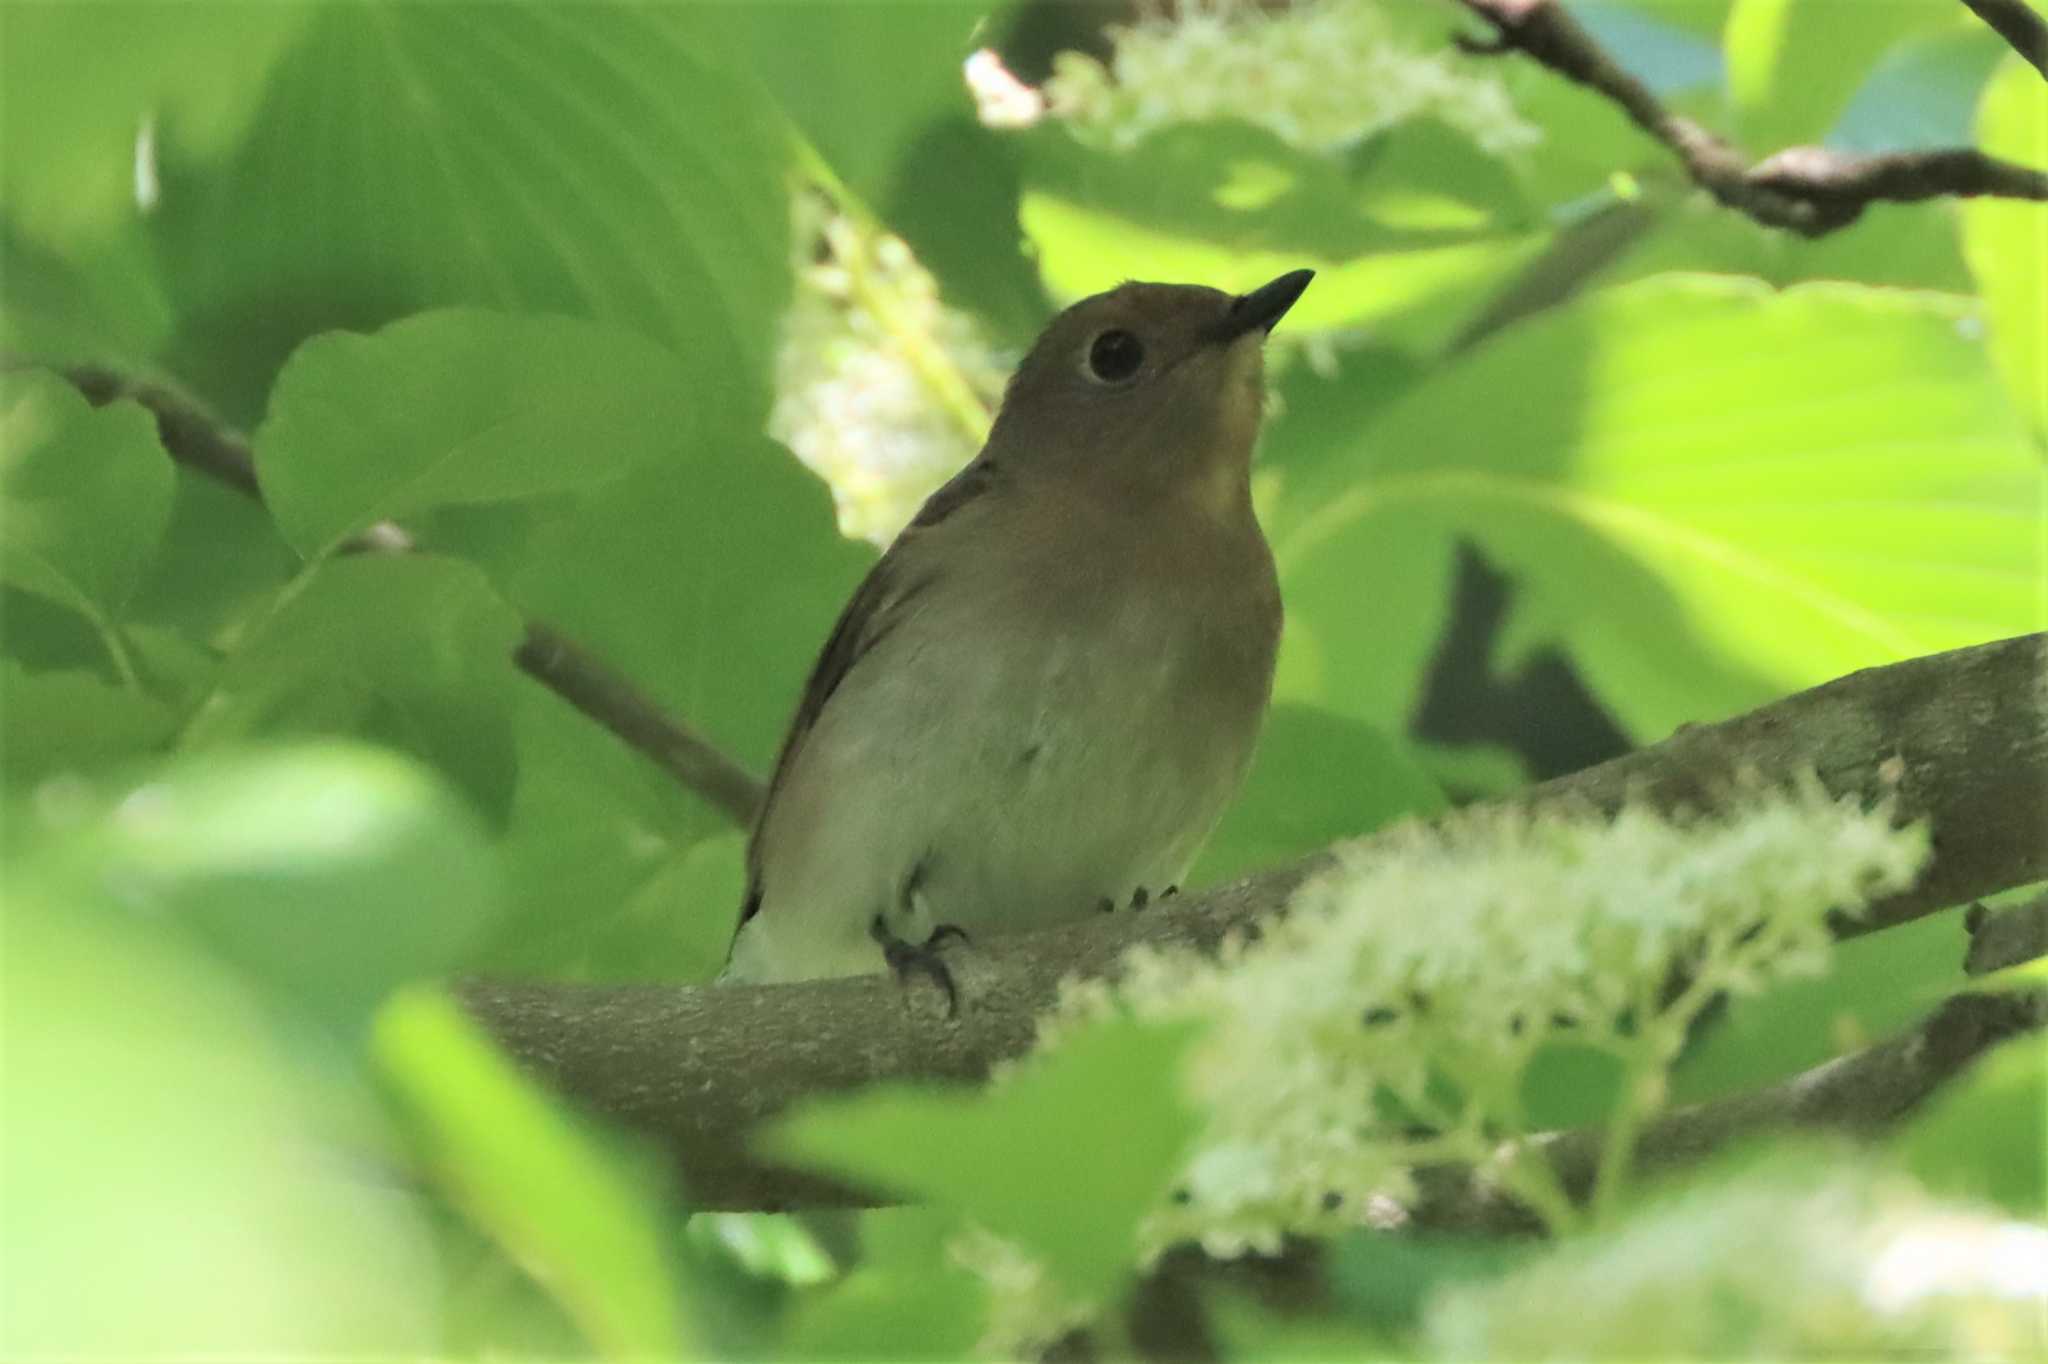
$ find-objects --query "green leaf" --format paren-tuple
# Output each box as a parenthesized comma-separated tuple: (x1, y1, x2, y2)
(33, 743, 503, 1030)
(1963, 55, 2048, 442)
(489, 434, 869, 779)
(0, 369, 172, 633)
(0, 2, 311, 249)
(3, 888, 437, 1357)
(781, 1208, 987, 1360)
(764, 1020, 1203, 1298)
(142, 0, 788, 427)
(1724, 0, 1960, 151)
(1019, 120, 1542, 352)
(1671, 913, 1970, 1105)
(1326, 1230, 1531, 1333)
(1894, 1033, 2047, 1213)
(1191, 704, 1446, 886)
(1275, 276, 2046, 741)
(186, 555, 525, 818)
(0, 662, 176, 786)
(375, 986, 691, 1358)
(695, 2, 979, 204)
(255, 309, 697, 557)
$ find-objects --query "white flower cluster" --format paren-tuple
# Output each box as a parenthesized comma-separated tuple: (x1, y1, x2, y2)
(1044, 780, 1928, 1259)
(1424, 1156, 2048, 1357)
(768, 194, 1008, 546)
(1041, 0, 1538, 156)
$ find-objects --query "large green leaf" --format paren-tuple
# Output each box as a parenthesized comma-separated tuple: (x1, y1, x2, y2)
(1725, 0, 1960, 152)
(0, 2, 311, 248)
(139, 0, 788, 427)
(765, 1020, 1202, 1298)
(694, 1, 979, 204)
(1963, 54, 2048, 443)
(376, 987, 692, 1358)
(1274, 275, 2045, 740)
(0, 370, 172, 639)
(255, 309, 697, 558)
(184, 555, 525, 818)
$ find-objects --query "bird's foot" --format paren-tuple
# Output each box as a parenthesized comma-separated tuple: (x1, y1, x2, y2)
(1099, 885, 1178, 914)
(870, 916, 970, 1017)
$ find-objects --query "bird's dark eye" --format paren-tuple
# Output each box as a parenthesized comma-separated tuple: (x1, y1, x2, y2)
(1085, 329, 1145, 384)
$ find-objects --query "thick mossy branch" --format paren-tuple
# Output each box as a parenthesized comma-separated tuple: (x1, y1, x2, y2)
(463, 633, 2048, 1213)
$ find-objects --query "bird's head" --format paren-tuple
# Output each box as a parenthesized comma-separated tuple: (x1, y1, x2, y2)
(988, 270, 1314, 512)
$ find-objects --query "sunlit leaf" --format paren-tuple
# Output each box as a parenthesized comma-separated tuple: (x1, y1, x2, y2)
(1275, 276, 2046, 740)
(1725, 0, 1959, 151)
(1963, 55, 2048, 441)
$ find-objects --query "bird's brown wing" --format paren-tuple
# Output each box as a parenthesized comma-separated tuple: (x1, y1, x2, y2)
(735, 457, 1005, 929)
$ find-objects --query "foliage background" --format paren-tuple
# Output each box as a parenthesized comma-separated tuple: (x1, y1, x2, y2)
(2, 0, 2042, 1357)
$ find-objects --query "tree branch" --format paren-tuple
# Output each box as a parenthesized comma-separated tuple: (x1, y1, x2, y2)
(462, 632, 2048, 1212)
(1450, 0, 2048, 236)
(1960, 0, 2048, 79)
(58, 364, 765, 827)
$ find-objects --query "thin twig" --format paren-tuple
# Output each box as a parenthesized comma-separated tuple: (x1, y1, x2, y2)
(60, 364, 766, 827)
(1451, 0, 2048, 236)
(1960, 0, 2048, 79)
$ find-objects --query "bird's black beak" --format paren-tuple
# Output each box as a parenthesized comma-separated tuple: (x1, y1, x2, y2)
(1219, 268, 1315, 342)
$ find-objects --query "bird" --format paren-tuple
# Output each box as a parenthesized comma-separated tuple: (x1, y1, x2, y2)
(723, 270, 1313, 991)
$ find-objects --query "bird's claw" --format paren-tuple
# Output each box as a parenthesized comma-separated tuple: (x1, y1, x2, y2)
(870, 915, 969, 1017)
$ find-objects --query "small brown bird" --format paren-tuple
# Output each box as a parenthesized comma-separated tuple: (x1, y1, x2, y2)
(724, 271, 1312, 986)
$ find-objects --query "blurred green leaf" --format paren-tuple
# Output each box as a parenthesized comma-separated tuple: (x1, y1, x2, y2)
(376, 986, 691, 1359)
(781, 1208, 986, 1360)
(2, 887, 437, 1357)
(1963, 55, 2048, 441)
(1192, 704, 1445, 886)
(1894, 1033, 2047, 1213)
(0, 369, 172, 640)
(1275, 276, 2046, 742)
(0, 1, 312, 248)
(1326, 1229, 1530, 1335)
(255, 309, 697, 558)
(138, 0, 788, 427)
(1725, 0, 1959, 151)
(186, 555, 524, 818)
(1672, 913, 1970, 1105)
(0, 662, 175, 786)
(765, 1020, 1203, 1299)
(32, 743, 503, 1030)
